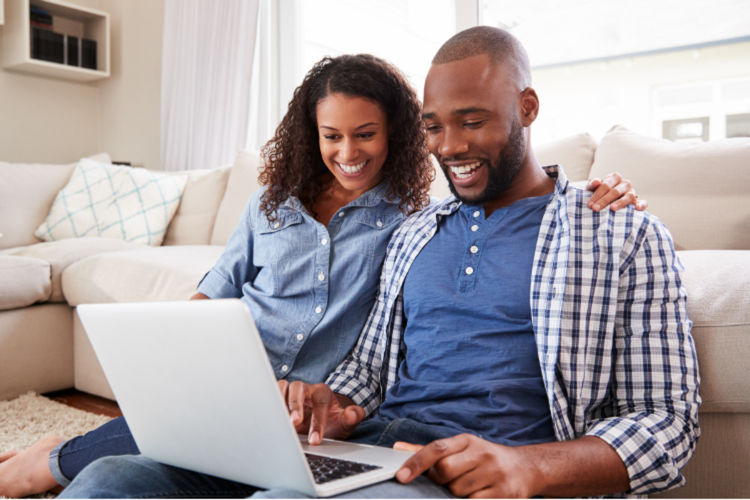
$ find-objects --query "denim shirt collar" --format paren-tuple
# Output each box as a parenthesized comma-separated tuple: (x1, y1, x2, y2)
(276, 180, 398, 215)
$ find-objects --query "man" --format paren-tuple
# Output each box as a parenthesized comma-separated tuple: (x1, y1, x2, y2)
(60, 26, 699, 498)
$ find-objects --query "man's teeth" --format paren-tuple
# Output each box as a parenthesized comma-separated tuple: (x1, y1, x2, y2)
(339, 161, 366, 174)
(450, 161, 481, 179)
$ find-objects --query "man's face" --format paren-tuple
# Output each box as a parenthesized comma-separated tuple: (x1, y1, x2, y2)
(423, 54, 527, 205)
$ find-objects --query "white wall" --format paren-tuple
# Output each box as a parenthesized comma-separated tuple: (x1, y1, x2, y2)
(0, 0, 164, 168)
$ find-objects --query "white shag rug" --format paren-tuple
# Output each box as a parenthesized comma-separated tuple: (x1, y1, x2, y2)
(0, 392, 113, 454)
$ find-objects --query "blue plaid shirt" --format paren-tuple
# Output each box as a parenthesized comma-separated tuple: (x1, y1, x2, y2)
(327, 165, 700, 495)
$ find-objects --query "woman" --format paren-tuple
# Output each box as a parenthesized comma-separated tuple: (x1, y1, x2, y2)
(0, 53, 639, 497)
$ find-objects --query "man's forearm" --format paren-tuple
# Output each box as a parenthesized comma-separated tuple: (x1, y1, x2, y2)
(521, 436, 629, 497)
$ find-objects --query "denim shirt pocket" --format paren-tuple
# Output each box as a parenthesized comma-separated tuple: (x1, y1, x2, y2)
(253, 212, 306, 296)
(350, 208, 405, 277)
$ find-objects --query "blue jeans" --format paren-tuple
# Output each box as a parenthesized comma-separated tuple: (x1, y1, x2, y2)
(59, 416, 458, 498)
(49, 416, 139, 487)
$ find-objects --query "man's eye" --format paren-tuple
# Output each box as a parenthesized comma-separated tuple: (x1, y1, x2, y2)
(465, 121, 484, 128)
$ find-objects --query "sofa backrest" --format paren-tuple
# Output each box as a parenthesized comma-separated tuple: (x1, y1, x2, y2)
(0, 153, 110, 250)
(162, 165, 232, 246)
(590, 125, 750, 250)
(209, 150, 262, 246)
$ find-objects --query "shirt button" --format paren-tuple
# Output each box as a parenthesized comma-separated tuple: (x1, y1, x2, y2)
(473, 211, 480, 218)
(321, 238, 328, 245)
(296, 334, 304, 341)
(317, 273, 325, 281)
(465, 266, 474, 275)
(470, 245, 479, 254)
(338, 211, 345, 218)
(376, 220, 383, 227)
(273, 221, 280, 229)
(315, 305, 323, 314)
(281, 364, 289, 372)
(471, 224, 479, 232)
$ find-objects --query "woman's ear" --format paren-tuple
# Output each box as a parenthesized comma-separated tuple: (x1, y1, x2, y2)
(519, 87, 539, 126)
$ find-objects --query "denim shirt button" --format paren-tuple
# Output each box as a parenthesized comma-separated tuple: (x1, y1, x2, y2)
(471, 224, 479, 232)
(296, 334, 304, 341)
(315, 305, 323, 314)
(338, 211, 345, 218)
(281, 364, 289, 372)
(317, 273, 325, 281)
(376, 220, 383, 227)
(321, 237, 328, 245)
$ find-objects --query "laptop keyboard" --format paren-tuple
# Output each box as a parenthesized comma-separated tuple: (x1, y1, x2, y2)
(304, 453, 382, 484)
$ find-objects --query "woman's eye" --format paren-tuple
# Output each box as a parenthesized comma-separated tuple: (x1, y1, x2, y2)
(425, 125, 442, 133)
(357, 132, 375, 139)
(323, 134, 339, 140)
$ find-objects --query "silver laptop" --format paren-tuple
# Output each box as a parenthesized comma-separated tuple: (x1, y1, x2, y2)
(77, 299, 413, 497)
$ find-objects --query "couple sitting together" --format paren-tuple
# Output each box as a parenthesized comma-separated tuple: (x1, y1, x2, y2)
(0, 26, 699, 498)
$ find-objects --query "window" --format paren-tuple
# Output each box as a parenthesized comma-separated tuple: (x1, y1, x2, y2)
(248, 0, 750, 149)
(480, 0, 750, 143)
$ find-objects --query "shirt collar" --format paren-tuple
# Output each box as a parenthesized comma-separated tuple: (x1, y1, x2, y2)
(278, 179, 397, 213)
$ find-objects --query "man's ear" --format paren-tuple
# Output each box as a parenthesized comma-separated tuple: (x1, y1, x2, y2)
(519, 87, 539, 126)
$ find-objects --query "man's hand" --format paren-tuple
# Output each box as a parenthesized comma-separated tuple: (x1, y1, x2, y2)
(394, 434, 539, 498)
(394, 434, 629, 498)
(277, 380, 365, 445)
(587, 172, 648, 212)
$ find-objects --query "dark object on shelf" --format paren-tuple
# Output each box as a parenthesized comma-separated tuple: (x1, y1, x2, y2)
(30, 26, 64, 64)
(29, 6, 52, 28)
(66, 35, 79, 66)
(81, 38, 97, 70)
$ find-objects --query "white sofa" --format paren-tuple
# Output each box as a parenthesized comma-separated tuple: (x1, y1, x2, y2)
(1, 126, 748, 497)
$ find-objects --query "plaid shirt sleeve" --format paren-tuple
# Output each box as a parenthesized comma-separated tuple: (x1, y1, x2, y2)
(585, 211, 701, 495)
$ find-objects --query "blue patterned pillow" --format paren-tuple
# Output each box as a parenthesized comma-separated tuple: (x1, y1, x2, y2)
(35, 159, 187, 245)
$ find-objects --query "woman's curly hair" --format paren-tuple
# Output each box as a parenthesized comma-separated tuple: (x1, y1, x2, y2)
(259, 54, 433, 220)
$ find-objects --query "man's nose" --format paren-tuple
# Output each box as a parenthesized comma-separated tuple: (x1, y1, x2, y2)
(438, 127, 468, 158)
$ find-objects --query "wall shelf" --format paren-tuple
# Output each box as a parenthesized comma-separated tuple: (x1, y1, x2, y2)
(2, 0, 109, 82)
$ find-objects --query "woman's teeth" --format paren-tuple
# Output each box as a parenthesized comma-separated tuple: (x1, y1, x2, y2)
(338, 161, 367, 174)
(450, 161, 481, 179)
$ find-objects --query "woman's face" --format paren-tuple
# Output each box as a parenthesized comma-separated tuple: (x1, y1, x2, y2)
(316, 93, 389, 197)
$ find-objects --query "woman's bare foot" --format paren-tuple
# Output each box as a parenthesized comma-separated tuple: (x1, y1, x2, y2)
(0, 435, 63, 497)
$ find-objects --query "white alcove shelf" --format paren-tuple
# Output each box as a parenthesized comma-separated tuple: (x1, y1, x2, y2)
(2, 0, 109, 81)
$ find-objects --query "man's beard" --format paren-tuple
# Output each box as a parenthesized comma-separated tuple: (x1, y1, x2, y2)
(443, 118, 526, 206)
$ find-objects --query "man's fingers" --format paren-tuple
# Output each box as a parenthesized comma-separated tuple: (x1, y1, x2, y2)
(393, 441, 423, 453)
(308, 384, 334, 444)
(286, 381, 308, 428)
(396, 435, 470, 484)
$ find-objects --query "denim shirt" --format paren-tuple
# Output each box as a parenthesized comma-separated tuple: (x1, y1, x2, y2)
(198, 182, 405, 383)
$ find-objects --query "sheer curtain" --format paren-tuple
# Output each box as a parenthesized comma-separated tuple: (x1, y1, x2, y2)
(161, 0, 259, 171)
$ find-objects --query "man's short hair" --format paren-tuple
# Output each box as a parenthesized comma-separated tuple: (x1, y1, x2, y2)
(432, 26, 531, 89)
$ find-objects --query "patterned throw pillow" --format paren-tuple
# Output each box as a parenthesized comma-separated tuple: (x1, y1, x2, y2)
(35, 159, 188, 246)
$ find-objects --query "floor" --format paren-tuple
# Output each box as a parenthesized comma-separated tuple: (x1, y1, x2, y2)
(44, 388, 123, 418)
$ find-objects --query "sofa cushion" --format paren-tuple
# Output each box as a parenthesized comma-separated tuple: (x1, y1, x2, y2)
(163, 165, 232, 246)
(535, 132, 597, 182)
(677, 250, 750, 413)
(0, 153, 111, 250)
(590, 125, 750, 250)
(210, 150, 261, 246)
(3, 238, 139, 303)
(35, 159, 188, 246)
(0, 255, 51, 310)
(62, 245, 225, 305)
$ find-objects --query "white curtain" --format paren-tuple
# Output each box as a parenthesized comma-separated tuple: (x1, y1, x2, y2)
(161, 0, 259, 171)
